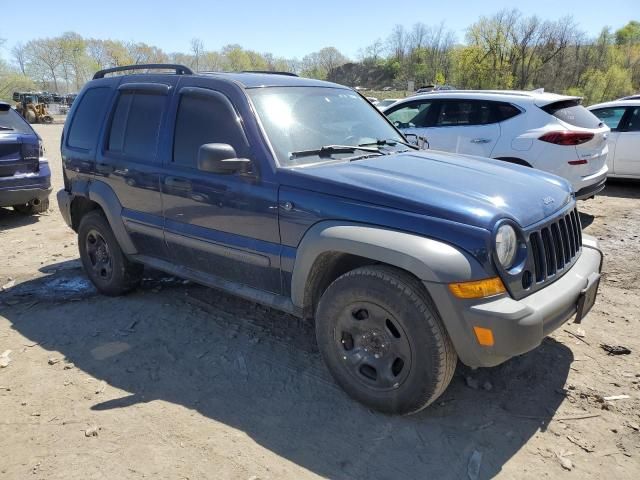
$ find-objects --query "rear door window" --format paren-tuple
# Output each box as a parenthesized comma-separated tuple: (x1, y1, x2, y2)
(433, 100, 492, 126)
(107, 92, 165, 162)
(541, 100, 602, 129)
(67, 87, 112, 150)
(590, 107, 628, 130)
(621, 107, 640, 132)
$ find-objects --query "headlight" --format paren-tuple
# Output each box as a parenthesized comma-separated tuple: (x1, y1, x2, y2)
(495, 224, 517, 269)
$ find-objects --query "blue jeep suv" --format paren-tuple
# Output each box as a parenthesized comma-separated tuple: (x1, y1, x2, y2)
(0, 102, 51, 214)
(57, 64, 603, 414)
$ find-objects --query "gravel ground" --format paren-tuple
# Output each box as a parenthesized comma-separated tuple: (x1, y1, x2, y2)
(0, 123, 639, 479)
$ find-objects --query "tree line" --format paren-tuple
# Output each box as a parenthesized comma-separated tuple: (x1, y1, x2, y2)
(0, 11, 638, 105)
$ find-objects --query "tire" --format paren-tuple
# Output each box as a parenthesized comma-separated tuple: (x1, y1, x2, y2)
(77, 210, 143, 296)
(315, 265, 457, 415)
(25, 110, 37, 124)
(13, 198, 49, 215)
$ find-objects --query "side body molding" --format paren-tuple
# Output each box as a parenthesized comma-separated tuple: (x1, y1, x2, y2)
(86, 181, 138, 255)
(290, 221, 488, 308)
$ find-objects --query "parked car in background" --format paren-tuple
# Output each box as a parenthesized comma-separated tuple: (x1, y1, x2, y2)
(618, 94, 640, 100)
(377, 98, 401, 110)
(589, 100, 640, 179)
(384, 90, 610, 200)
(365, 96, 379, 105)
(0, 102, 50, 214)
(57, 64, 603, 415)
(413, 84, 456, 95)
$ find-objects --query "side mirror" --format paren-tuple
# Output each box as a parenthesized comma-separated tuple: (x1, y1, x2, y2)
(405, 134, 429, 150)
(197, 143, 251, 174)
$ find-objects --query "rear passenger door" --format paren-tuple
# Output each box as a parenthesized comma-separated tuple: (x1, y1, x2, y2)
(423, 100, 500, 157)
(96, 80, 174, 260)
(160, 80, 281, 293)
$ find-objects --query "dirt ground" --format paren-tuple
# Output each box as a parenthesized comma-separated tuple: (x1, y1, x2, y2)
(0, 123, 639, 480)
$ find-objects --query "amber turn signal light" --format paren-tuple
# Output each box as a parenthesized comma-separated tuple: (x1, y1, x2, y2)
(448, 277, 506, 299)
(473, 326, 495, 347)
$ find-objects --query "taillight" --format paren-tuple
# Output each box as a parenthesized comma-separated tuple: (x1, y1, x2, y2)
(539, 131, 594, 146)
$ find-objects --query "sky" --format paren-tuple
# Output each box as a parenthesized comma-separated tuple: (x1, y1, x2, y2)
(0, 0, 637, 61)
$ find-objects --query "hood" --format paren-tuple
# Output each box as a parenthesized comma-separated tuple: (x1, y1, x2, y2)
(285, 151, 573, 230)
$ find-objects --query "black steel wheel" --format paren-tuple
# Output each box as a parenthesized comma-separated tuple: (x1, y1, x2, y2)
(78, 210, 142, 296)
(85, 229, 114, 282)
(315, 265, 457, 415)
(335, 301, 412, 391)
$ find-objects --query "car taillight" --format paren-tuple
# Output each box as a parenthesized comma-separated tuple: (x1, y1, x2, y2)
(21, 143, 40, 171)
(539, 131, 594, 146)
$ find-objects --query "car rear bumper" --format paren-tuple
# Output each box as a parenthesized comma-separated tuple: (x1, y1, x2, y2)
(573, 164, 608, 199)
(0, 162, 51, 207)
(575, 177, 606, 200)
(426, 234, 603, 368)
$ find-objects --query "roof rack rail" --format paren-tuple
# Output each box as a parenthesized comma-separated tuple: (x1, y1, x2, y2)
(240, 70, 298, 77)
(93, 64, 193, 80)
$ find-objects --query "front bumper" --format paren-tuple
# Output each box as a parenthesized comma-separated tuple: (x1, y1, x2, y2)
(427, 234, 603, 368)
(0, 161, 51, 208)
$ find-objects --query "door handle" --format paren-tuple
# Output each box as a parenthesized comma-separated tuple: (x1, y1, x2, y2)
(165, 176, 192, 189)
(470, 138, 492, 144)
(95, 162, 114, 174)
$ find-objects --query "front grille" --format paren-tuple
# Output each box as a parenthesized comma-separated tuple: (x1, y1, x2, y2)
(529, 207, 582, 283)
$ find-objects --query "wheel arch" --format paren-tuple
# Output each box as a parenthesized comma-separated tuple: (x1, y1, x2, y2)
(70, 180, 137, 255)
(494, 156, 533, 168)
(291, 221, 488, 316)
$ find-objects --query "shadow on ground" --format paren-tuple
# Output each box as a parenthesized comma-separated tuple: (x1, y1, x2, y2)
(1, 264, 574, 480)
(0, 206, 41, 231)
(599, 180, 640, 200)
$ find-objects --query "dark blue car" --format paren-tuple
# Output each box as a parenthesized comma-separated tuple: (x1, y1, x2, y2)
(57, 65, 603, 414)
(0, 102, 51, 214)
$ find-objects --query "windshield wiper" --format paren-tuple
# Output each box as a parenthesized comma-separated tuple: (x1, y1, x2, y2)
(359, 138, 419, 150)
(0, 126, 15, 131)
(289, 144, 383, 160)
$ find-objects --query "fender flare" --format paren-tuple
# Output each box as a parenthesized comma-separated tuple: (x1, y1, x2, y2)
(84, 181, 138, 255)
(290, 221, 488, 308)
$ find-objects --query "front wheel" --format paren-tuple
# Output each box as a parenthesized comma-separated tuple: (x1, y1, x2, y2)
(78, 210, 143, 296)
(315, 265, 457, 415)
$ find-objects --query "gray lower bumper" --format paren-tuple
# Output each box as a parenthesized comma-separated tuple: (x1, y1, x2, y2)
(0, 186, 51, 208)
(426, 235, 603, 368)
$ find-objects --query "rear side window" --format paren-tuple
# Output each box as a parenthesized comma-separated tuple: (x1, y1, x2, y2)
(173, 92, 248, 169)
(108, 92, 165, 162)
(67, 87, 111, 150)
(0, 107, 34, 134)
(541, 100, 602, 129)
(590, 107, 627, 130)
(492, 102, 521, 122)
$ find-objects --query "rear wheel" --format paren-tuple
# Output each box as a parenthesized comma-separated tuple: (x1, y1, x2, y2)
(315, 265, 457, 415)
(78, 210, 142, 296)
(25, 110, 37, 124)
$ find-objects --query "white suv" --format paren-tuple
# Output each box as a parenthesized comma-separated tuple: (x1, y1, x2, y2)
(383, 90, 609, 199)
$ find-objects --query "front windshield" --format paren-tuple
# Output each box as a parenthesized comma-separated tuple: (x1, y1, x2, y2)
(248, 87, 405, 166)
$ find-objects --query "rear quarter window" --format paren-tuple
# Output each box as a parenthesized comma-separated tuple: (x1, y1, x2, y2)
(67, 87, 112, 150)
(541, 100, 602, 129)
